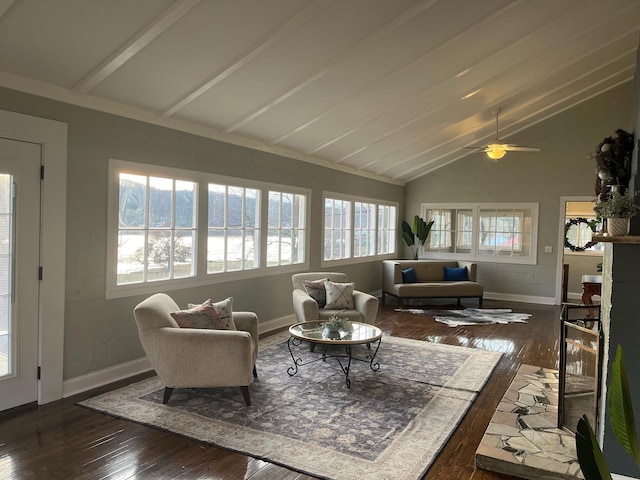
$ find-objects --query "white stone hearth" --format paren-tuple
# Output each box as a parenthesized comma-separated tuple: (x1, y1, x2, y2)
(475, 364, 583, 479)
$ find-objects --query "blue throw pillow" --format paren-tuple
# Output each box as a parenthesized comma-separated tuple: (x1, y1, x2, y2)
(401, 267, 418, 283)
(443, 266, 468, 281)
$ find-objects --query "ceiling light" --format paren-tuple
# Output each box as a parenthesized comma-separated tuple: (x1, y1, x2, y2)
(486, 144, 507, 160)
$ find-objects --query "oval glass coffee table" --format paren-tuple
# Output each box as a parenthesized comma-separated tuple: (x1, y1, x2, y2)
(287, 320, 382, 387)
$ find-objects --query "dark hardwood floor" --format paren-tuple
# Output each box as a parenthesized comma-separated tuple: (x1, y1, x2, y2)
(0, 299, 562, 480)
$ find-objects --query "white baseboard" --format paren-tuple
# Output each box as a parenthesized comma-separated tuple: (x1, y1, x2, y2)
(612, 474, 639, 479)
(484, 291, 556, 305)
(63, 315, 297, 398)
(63, 357, 152, 398)
(259, 313, 297, 335)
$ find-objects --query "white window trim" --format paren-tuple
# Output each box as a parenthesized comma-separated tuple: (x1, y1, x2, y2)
(321, 191, 398, 268)
(106, 159, 310, 299)
(420, 202, 539, 265)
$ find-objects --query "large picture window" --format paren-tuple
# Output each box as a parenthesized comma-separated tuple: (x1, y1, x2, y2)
(422, 203, 538, 264)
(323, 193, 397, 264)
(107, 160, 310, 298)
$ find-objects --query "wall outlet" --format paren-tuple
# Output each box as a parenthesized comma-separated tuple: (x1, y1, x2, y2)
(544, 246, 553, 253)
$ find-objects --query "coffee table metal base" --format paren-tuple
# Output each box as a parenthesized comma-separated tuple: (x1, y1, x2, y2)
(286, 337, 381, 388)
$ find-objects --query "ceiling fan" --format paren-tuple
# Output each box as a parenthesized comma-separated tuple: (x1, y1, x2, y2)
(465, 108, 541, 160)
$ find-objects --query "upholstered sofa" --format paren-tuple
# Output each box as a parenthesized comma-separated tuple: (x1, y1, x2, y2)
(381, 260, 483, 306)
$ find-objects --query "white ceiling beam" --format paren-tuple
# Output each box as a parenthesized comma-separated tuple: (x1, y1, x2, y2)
(223, 0, 442, 134)
(294, 0, 526, 155)
(162, 0, 335, 118)
(73, 0, 201, 94)
(0, 0, 15, 18)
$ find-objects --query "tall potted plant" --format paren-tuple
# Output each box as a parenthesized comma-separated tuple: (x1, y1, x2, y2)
(401, 215, 434, 260)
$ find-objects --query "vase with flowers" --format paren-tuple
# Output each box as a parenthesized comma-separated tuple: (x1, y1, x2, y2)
(594, 190, 639, 236)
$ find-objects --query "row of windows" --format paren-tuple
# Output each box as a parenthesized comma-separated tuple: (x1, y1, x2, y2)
(421, 203, 538, 264)
(323, 196, 397, 262)
(107, 161, 397, 297)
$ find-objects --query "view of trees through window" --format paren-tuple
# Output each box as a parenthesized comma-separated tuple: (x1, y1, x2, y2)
(118, 174, 196, 285)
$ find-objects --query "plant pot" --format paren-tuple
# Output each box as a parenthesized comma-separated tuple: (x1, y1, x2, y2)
(323, 327, 341, 340)
(606, 217, 630, 236)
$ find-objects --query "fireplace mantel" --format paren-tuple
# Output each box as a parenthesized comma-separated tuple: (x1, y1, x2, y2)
(592, 234, 640, 244)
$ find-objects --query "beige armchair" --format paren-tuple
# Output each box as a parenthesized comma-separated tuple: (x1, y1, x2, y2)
(292, 272, 379, 324)
(133, 293, 258, 406)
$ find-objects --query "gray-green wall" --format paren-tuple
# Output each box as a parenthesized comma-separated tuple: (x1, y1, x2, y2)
(404, 83, 634, 301)
(0, 87, 403, 380)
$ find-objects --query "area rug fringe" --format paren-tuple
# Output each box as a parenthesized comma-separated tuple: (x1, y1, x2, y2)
(79, 332, 501, 480)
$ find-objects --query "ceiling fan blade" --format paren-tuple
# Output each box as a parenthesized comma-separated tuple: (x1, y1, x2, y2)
(503, 146, 541, 152)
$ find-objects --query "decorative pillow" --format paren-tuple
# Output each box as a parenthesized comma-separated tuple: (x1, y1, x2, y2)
(303, 278, 328, 307)
(183, 297, 236, 330)
(443, 266, 469, 281)
(401, 267, 418, 283)
(323, 280, 355, 309)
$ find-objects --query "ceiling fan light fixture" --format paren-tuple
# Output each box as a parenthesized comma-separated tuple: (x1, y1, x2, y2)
(486, 144, 507, 160)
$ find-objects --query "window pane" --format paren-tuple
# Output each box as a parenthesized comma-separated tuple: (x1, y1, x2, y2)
(207, 231, 224, 273)
(119, 174, 146, 228)
(117, 230, 145, 284)
(226, 230, 243, 271)
(227, 186, 243, 228)
(208, 184, 225, 228)
(175, 180, 196, 228)
(174, 230, 194, 278)
(149, 177, 172, 228)
(147, 230, 171, 281)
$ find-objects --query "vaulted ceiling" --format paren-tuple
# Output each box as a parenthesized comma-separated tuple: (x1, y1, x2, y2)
(1, 0, 639, 184)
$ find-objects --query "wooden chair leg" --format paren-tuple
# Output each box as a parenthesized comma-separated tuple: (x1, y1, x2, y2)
(240, 386, 251, 406)
(162, 387, 174, 404)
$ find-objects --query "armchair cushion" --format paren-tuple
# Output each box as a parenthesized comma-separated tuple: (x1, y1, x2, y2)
(324, 280, 355, 309)
(172, 299, 236, 330)
(302, 278, 328, 307)
(187, 297, 236, 330)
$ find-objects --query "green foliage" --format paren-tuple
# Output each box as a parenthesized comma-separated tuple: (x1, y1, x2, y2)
(594, 191, 639, 219)
(609, 345, 640, 466)
(576, 346, 640, 478)
(401, 215, 434, 259)
(576, 414, 613, 480)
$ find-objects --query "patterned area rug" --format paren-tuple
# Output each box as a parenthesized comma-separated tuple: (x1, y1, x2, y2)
(396, 308, 531, 327)
(79, 332, 501, 480)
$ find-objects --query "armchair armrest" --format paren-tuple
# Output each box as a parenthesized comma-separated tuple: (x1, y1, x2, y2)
(233, 311, 259, 349)
(456, 261, 478, 282)
(353, 290, 379, 324)
(292, 288, 320, 322)
(141, 327, 255, 388)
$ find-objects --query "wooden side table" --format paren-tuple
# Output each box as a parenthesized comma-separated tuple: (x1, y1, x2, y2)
(581, 275, 602, 305)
